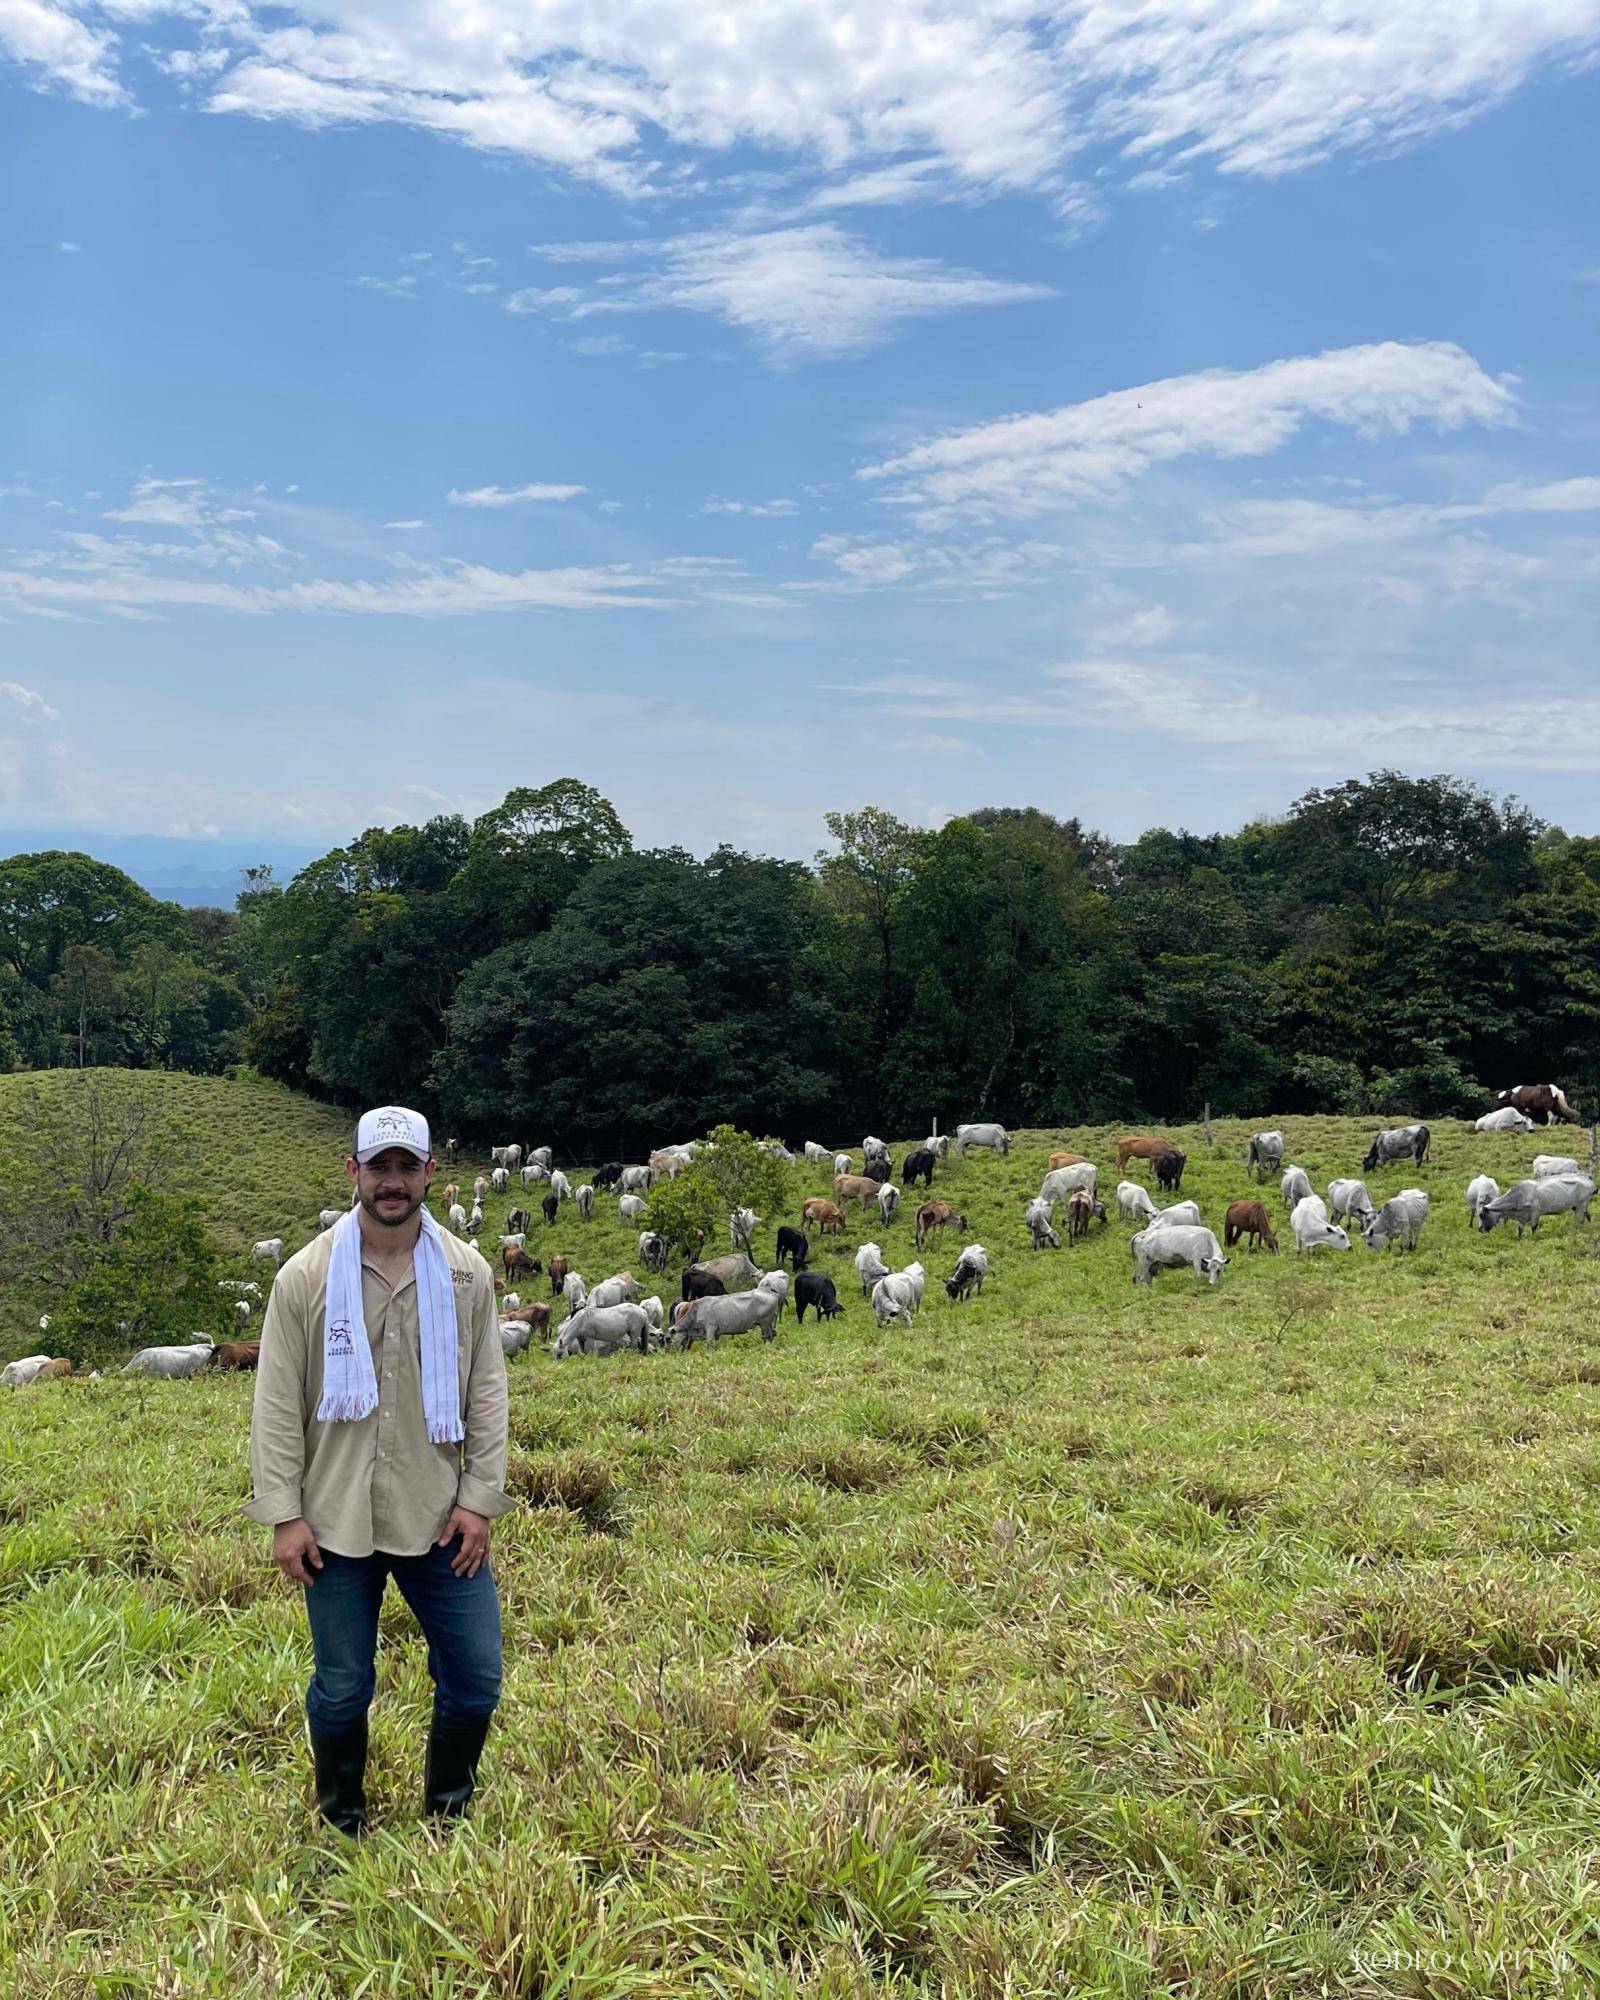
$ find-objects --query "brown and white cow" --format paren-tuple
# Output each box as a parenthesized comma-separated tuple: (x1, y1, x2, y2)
(1494, 1083, 1579, 1127)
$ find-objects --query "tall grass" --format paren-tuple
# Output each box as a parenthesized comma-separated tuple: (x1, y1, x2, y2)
(4, 1089, 1600, 1992)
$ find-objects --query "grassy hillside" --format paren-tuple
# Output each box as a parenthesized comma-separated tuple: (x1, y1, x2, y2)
(5, 1109, 1600, 1992)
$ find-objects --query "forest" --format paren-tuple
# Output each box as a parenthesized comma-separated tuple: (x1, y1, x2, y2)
(1, 771, 1596, 1156)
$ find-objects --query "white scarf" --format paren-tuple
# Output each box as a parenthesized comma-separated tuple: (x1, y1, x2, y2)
(319, 1205, 465, 1444)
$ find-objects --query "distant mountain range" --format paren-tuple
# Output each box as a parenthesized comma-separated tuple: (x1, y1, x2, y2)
(0, 828, 325, 908)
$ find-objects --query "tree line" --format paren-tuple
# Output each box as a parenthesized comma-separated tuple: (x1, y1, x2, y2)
(3, 771, 1597, 1154)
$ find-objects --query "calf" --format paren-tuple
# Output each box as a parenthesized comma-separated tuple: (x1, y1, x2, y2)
(1116, 1180, 1157, 1224)
(901, 1148, 936, 1189)
(835, 1173, 881, 1208)
(554, 1303, 651, 1359)
(1281, 1164, 1314, 1209)
(1066, 1189, 1099, 1242)
(944, 1244, 989, 1300)
(671, 1288, 782, 1349)
(1025, 1197, 1060, 1250)
(1465, 1174, 1500, 1224)
(955, 1122, 1010, 1156)
(1327, 1178, 1375, 1228)
(855, 1242, 891, 1295)
(803, 1198, 846, 1235)
(541, 1193, 559, 1226)
(505, 1206, 530, 1235)
(775, 1225, 810, 1270)
(795, 1271, 843, 1322)
(864, 1155, 892, 1185)
(503, 1244, 541, 1282)
(1224, 1199, 1277, 1252)
(214, 1340, 261, 1369)
(1048, 1150, 1088, 1169)
(1154, 1148, 1186, 1193)
(914, 1200, 968, 1249)
(548, 1253, 570, 1298)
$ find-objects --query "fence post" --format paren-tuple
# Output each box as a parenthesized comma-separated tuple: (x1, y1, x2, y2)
(1203, 1101, 1213, 1148)
(1590, 1123, 1598, 1175)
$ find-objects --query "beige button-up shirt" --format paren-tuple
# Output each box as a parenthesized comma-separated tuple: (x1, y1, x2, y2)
(245, 1224, 514, 1557)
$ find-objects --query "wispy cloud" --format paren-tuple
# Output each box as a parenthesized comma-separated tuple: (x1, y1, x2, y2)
(702, 497, 798, 517)
(446, 482, 587, 507)
(862, 342, 1517, 523)
(507, 224, 1052, 359)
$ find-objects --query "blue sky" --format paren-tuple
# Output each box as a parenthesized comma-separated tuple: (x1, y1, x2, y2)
(3, 1, 1599, 865)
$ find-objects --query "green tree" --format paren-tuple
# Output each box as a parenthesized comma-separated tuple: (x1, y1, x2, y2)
(52, 1184, 218, 1365)
(814, 807, 925, 1074)
(641, 1126, 793, 1261)
(457, 781, 631, 932)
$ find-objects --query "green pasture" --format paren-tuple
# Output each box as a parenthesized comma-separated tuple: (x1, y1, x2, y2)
(5, 1084, 1600, 1993)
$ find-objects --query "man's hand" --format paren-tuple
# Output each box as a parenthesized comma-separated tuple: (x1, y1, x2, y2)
(438, 1505, 491, 1578)
(273, 1518, 323, 1587)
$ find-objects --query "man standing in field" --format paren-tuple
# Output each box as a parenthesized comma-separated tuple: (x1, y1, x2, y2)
(246, 1105, 513, 1836)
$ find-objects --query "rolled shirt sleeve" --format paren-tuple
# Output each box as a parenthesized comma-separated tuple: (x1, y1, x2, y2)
(244, 1264, 310, 1527)
(454, 1258, 515, 1521)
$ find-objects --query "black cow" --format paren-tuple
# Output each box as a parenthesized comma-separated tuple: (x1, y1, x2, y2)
(795, 1272, 843, 1322)
(901, 1147, 936, 1189)
(593, 1162, 624, 1191)
(541, 1193, 559, 1226)
(505, 1207, 530, 1235)
(864, 1155, 892, 1184)
(775, 1225, 810, 1270)
(680, 1269, 727, 1304)
(1154, 1148, 1186, 1192)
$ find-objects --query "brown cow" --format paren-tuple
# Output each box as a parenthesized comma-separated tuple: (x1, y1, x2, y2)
(34, 1357, 73, 1380)
(442, 1183, 460, 1209)
(648, 1151, 686, 1180)
(1117, 1135, 1179, 1173)
(835, 1173, 881, 1208)
(548, 1253, 569, 1298)
(503, 1301, 552, 1339)
(914, 1200, 968, 1248)
(1494, 1083, 1579, 1126)
(214, 1341, 261, 1370)
(803, 1198, 846, 1234)
(1049, 1151, 1089, 1169)
(1224, 1200, 1278, 1253)
(503, 1244, 540, 1281)
(1066, 1189, 1096, 1242)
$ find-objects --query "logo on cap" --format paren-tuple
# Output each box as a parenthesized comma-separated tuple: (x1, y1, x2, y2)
(372, 1110, 418, 1145)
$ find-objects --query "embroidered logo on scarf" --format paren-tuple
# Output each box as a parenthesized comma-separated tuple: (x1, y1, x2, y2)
(327, 1318, 356, 1358)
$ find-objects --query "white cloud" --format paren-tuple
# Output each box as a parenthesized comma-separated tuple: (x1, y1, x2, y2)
(57, 239, 80, 252)
(446, 482, 587, 507)
(1, 679, 60, 722)
(385, 519, 426, 530)
(862, 341, 1517, 522)
(509, 224, 1052, 358)
(702, 497, 798, 517)
(11, 2, 1600, 204)
(0, 676, 65, 812)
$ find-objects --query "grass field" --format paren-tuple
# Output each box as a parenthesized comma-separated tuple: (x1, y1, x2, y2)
(6, 1088, 1600, 1995)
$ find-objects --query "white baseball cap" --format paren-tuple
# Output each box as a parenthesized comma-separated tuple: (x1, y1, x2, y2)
(354, 1105, 432, 1163)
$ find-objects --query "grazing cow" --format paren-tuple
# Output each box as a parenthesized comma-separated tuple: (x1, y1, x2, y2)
(521, 1162, 549, 1188)
(803, 1141, 833, 1166)
(1290, 1195, 1350, 1254)
(549, 1171, 573, 1203)
(548, 1254, 569, 1298)
(1476, 1107, 1534, 1134)
(1465, 1174, 1501, 1224)
(1147, 1199, 1202, 1229)
(594, 1163, 624, 1192)
(620, 1194, 649, 1225)
(915, 1200, 968, 1249)
(447, 1203, 469, 1234)
(554, 1303, 651, 1359)
(562, 1271, 588, 1319)
(444, 1137, 460, 1165)
(1131, 1226, 1226, 1288)
(1116, 1180, 1158, 1224)
(730, 1206, 760, 1251)
(901, 1148, 937, 1189)
(1327, 1178, 1376, 1228)
(834, 1153, 853, 1177)
(575, 1184, 596, 1220)
(1048, 1150, 1089, 1169)
(506, 1207, 530, 1235)
(1040, 1163, 1097, 1206)
(638, 1231, 669, 1273)
(871, 1265, 926, 1326)
(681, 1254, 760, 1301)
(775, 1225, 810, 1270)
(1494, 1083, 1579, 1126)
(680, 1270, 727, 1305)
(473, 1176, 489, 1202)
(619, 1165, 652, 1195)
(756, 1269, 790, 1320)
(803, 1198, 846, 1235)
(671, 1287, 782, 1349)
(491, 1167, 509, 1194)
(503, 1244, 541, 1282)
(1479, 1174, 1595, 1236)
(1117, 1136, 1178, 1173)
(795, 1272, 843, 1322)
(1224, 1199, 1278, 1252)
(835, 1174, 881, 1209)
(122, 1341, 215, 1378)
(542, 1194, 559, 1227)
(649, 1151, 688, 1182)
(1154, 1149, 1187, 1193)
(34, 1356, 72, 1381)
(759, 1141, 794, 1165)
(1362, 1188, 1430, 1253)
(945, 1244, 989, 1300)
(2, 1355, 57, 1387)
(863, 1136, 891, 1164)
(502, 1299, 552, 1340)
(1246, 1131, 1286, 1181)
(318, 1208, 342, 1232)
(640, 1296, 665, 1338)
(1066, 1190, 1104, 1242)
(214, 1341, 260, 1370)
(864, 1156, 893, 1185)
(503, 1144, 523, 1170)
(441, 1183, 460, 1209)
(588, 1273, 643, 1311)
(1362, 1124, 1431, 1173)
(956, 1122, 1010, 1157)
(1534, 1155, 1584, 1179)
(878, 1183, 900, 1228)
(1281, 1164, 1314, 1209)
(1025, 1197, 1061, 1250)
(855, 1242, 892, 1295)
(468, 1203, 485, 1235)
(500, 1317, 534, 1359)
(249, 1238, 285, 1268)
(527, 1147, 553, 1172)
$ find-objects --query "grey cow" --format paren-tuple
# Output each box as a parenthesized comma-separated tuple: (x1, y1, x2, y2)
(1247, 1131, 1286, 1181)
(956, 1122, 1010, 1157)
(671, 1287, 781, 1349)
(1362, 1124, 1431, 1173)
(121, 1340, 215, 1378)
(1131, 1225, 1226, 1287)
(1362, 1188, 1430, 1252)
(1479, 1174, 1595, 1236)
(553, 1303, 651, 1358)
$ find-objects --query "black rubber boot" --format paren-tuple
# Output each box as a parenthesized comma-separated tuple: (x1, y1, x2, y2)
(309, 1717, 369, 1837)
(423, 1712, 492, 1818)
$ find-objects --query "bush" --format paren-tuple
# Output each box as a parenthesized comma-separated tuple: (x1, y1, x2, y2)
(1368, 1041, 1484, 1119)
(53, 1184, 218, 1365)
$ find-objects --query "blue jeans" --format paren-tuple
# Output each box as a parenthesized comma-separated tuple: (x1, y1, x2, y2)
(303, 1541, 503, 1733)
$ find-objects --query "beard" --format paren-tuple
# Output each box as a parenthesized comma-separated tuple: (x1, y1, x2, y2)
(360, 1187, 426, 1229)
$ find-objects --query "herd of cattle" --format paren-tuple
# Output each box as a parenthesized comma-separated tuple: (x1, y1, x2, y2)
(3, 1090, 1592, 1386)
